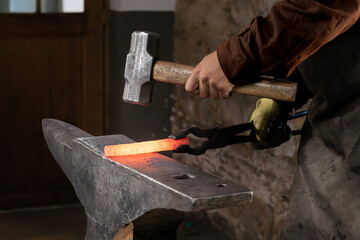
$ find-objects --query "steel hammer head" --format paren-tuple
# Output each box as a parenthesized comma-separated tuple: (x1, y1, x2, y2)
(123, 31, 160, 105)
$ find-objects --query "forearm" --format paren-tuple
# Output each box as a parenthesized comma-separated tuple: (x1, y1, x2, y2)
(217, 0, 360, 85)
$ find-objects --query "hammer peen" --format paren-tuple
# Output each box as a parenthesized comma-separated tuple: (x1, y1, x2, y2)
(123, 31, 298, 105)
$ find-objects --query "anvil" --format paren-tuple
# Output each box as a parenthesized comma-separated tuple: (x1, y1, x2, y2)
(42, 119, 253, 239)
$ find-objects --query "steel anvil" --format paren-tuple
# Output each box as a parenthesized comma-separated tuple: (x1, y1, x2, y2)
(42, 119, 253, 239)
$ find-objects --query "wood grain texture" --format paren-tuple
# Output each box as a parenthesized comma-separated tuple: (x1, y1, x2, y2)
(0, 14, 87, 38)
(113, 223, 134, 240)
(153, 60, 193, 85)
(0, 0, 108, 209)
(153, 61, 297, 102)
(232, 78, 297, 102)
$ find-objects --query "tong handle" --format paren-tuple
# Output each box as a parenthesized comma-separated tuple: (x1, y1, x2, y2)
(169, 127, 217, 140)
(289, 110, 309, 120)
(173, 110, 308, 155)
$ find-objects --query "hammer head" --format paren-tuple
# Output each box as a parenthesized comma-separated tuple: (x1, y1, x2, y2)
(123, 31, 160, 105)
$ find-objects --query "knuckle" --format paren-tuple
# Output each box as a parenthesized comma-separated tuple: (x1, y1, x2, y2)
(209, 80, 217, 87)
(193, 67, 201, 76)
(218, 84, 227, 91)
(199, 75, 208, 84)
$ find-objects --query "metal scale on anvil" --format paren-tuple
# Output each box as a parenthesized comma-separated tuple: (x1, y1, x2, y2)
(43, 31, 302, 239)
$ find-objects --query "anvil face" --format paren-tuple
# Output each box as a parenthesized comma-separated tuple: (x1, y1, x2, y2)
(42, 119, 253, 239)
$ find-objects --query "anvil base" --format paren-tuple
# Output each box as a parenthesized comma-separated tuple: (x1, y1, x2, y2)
(42, 119, 253, 239)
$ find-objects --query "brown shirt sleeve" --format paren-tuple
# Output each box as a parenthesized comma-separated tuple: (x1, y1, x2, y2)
(217, 0, 360, 85)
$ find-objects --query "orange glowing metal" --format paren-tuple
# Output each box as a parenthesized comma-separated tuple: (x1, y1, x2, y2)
(104, 137, 189, 157)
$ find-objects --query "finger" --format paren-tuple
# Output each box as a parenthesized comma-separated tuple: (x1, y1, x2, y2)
(209, 81, 219, 99)
(185, 72, 199, 94)
(219, 88, 231, 99)
(188, 88, 199, 96)
(192, 89, 200, 96)
(199, 75, 210, 98)
(220, 83, 234, 98)
(188, 85, 200, 96)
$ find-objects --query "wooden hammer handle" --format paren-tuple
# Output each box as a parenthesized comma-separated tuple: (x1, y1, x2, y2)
(153, 60, 297, 102)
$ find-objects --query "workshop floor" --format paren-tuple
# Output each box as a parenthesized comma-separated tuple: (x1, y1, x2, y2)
(0, 204, 87, 240)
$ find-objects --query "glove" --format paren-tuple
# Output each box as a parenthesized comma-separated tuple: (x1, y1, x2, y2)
(250, 98, 291, 149)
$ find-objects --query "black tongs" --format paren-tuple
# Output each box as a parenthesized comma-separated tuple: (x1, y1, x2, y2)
(170, 110, 308, 155)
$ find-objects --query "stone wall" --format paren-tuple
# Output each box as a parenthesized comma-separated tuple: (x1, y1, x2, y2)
(172, 1, 307, 239)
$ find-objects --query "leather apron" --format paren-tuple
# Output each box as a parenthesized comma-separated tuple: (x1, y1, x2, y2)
(280, 20, 360, 240)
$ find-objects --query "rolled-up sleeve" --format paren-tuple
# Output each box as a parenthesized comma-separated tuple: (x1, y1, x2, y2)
(217, 0, 360, 85)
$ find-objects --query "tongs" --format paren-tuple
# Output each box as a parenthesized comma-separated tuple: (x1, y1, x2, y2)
(170, 110, 308, 155)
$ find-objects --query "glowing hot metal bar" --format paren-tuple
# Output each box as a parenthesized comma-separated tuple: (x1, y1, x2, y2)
(104, 137, 189, 157)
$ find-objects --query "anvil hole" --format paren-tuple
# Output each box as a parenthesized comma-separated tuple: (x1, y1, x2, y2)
(171, 174, 195, 180)
(216, 184, 227, 187)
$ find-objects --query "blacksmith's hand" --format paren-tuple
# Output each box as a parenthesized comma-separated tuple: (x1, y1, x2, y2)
(250, 98, 291, 149)
(185, 51, 234, 99)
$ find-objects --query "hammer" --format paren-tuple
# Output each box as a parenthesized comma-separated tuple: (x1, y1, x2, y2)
(123, 31, 297, 105)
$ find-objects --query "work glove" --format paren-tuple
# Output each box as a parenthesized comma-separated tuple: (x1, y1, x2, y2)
(250, 98, 291, 149)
